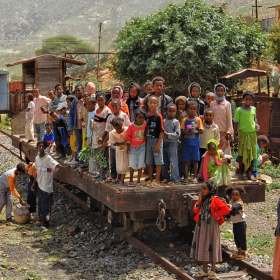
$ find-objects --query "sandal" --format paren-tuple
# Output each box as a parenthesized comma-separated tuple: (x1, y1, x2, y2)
(161, 179, 168, 184)
(230, 252, 239, 258)
(135, 183, 143, 188)
(150, 181, 161, 188)
(181, 178, 191, 184)
(208, 270, 217, 279)
(194, 270, 208, 278)
(235, 253, 246, 260)
(128, 181, 135, 187)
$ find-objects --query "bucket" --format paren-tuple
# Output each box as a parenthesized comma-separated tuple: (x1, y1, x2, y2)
(14, 204, 31, 224)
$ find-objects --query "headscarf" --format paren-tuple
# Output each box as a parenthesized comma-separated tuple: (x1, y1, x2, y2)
(86, 82, 96, 96)
(199, 180, 217, 226)
(188, 82, 201, 101)
(175, 96, 188, 105)
(127, 83, 141, 102)
(111, 85, 123, 100)
(214, 83, 226, 102)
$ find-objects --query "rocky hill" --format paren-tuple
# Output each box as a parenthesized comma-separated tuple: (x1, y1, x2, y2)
(0, 0, 279, 77)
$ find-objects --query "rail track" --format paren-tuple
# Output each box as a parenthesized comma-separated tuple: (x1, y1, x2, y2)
(0, 129, 273, 280)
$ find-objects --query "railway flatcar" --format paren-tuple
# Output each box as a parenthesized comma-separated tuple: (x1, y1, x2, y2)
(11, 135, 265, 237)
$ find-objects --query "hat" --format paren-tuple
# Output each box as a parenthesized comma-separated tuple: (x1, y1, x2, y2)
(175, 96, 188, 104)
(57, 102, 67, 111)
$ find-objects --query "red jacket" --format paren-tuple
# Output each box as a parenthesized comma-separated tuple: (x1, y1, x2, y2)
(193, 196, 230, 225)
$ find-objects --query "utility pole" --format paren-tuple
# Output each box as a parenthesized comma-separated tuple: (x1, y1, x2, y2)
(252, 0, 262, 93)
(97, 22, 103, 82)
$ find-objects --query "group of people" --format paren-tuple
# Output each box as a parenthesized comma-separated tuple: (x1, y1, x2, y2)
(24, 76, 269, 189)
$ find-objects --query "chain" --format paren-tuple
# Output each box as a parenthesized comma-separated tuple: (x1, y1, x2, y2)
(156, 199, 166, 231)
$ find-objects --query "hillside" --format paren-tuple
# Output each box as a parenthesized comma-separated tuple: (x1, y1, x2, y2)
(0, 0, 279, 79)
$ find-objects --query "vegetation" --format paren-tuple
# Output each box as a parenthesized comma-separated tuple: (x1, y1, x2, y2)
(35, 35, 95, 56)
(268, 22, 280, 64)
(114, 0, 268, 93)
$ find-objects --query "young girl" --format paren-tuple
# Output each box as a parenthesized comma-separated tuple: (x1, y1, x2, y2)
(188, 82, 205, 116)
(126, 83, 142, 122)
(191, 180, 230, 279)
(25, 93, 35, 143)
(140, 81, 153, 106)
(122, 91, 129, 102)
(234, 91, 257, 181)
(210, 83, 233, 153)
(225, 185, 247, 260)
(108, 117, 129, 187)
(201, 139, 231, 187)
(108, 85, 130, 117)
(175, 96, 188, 123)
(126, 109, 147, 187)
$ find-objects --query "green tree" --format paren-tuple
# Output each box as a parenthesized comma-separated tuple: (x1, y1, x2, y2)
(114, 0, 267, 94)
(268, 22, 280, 63)
(35, 35, 95, 56)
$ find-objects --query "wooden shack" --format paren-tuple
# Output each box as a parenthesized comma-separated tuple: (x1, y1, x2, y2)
(6, 54, 85, 134)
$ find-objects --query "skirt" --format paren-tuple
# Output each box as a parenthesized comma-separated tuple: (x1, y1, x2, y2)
(190, 216, 222, 262)
(116, 148, 129, 174)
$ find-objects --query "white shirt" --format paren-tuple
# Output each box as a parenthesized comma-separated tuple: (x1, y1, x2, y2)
(35, 154, 59, 193)
(26, 101, 35, 120)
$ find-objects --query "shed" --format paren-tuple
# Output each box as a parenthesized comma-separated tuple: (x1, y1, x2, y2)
(268, 5, 280, 24)
(6, 54, 85, 96)
(219, 68, 270, 96)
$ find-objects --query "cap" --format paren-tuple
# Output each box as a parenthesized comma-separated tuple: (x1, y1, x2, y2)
(57, 102, 67, 111)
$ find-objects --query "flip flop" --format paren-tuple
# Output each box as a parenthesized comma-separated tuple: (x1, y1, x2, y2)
(136, 183, 143, 188)
(161, 179, 168, 184)
(194, 270, 208, 278)
(181, 178, 191, 184)
(127, 181, 135, 187)
(208, 270, 217, 279)
(150, 181, 161, 188)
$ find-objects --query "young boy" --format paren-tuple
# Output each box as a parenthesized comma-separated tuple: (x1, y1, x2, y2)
(210, 83, 233, 153)
(33, 141, 68, 229)
(204, 92, 215, 109)
(145, 96, 165, 187)
(199, 108, 220, 157)
(43, 123, 55, 153)
(142, 76, 173, 119)
(79, 90, 91, 148)
(162, 103, 181, 184)
(181, 101, 204, 183)
(86, 97, 96, 147)
(0, 163, 25, 222)
(25, 93, 35, 143)
(90, 92, 111, 180)
(105, 99, 130, 181)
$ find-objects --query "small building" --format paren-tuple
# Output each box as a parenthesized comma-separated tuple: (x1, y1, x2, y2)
(268, 5, 280, 24)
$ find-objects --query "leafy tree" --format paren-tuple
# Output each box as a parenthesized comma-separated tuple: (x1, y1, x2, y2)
(268, 22, 280, 63)
(35, 35, 95, 56)
(114, 0, 267, 94)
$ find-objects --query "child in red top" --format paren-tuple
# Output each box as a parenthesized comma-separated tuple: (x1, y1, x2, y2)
(126, 109, 147, 187)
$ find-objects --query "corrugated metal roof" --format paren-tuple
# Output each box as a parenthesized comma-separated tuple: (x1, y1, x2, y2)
(6, 54, 85, 67)
(220, 68, 268, 80)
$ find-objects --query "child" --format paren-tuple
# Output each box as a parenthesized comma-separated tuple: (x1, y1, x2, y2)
(191, 180, 230, 280)
(66, 95, 77, 164)
(0, 163, 25, 222)
(25, 93, 35, 143)
(90, 92, 111, 180)
(122, 91, 129, 101)
(105, 99, 130, 181)
(33, 141, 68, 229)
(108, 85, 130, 117)
(162, 103, 181, 184)
(201, 139, 231, 187)
(181, 101, 204, 183)
(86, 97, 97, 147)
(79, 90, 90, 148)
(126, 83, 142, 122)
(108, 117, 129, 186)
(205, 92, 215, 109)
(254, 135, 269, 176)
(142, 76, 173, 119)
(175, 96, 188, 123)
(225, 185, 247, 260)
(210, 83, 233, 153)
(234, 91, 257, 181)
(140, 81, 153, 106)
(273, 198, 280, 280)
(43, 123, 55, 153)
(145, 96, 165, 187)
(188, 82, 205, 116)
(126, 109, 147, 187)
(199, 108, 220, 158)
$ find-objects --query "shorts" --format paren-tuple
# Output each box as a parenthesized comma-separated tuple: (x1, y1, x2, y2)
(128, 145, 146, 170)
(146, 137, 164, 166)
(182, 145, 200, 162)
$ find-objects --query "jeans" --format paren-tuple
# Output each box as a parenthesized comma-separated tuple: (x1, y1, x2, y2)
(162, 142, 180, 182)
(38, 187, 53, 226)
(74, 129, 82, 161)
(0, 188, 12, 219)
(34, 122, 45, 141)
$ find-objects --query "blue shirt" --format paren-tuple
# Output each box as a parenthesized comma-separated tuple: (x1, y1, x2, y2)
(43, 131, 55, 147)
(87, 111, 95, 138)
(182, 118, 200, 147)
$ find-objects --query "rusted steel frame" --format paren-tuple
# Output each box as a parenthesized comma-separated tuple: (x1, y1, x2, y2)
(53, 181, 89, 212)
(114, 227, 195, 280)
(222, 249, 273, 280)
